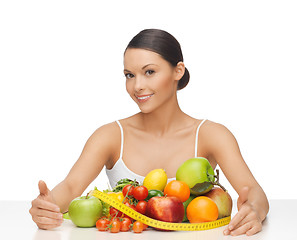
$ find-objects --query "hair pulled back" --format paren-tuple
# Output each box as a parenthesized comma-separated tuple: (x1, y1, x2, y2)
(125, 29, 190, 90)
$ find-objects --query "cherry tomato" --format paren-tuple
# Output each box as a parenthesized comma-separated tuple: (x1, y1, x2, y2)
(109, 219, 121, 233)
(96, 217, 110, 231)
(122, 202, 136, 221)
(122, 184, 135, 197)
(133, 186, 149, 200)
(136, 200, 147, 215)
(109, 207, 123, 218)
(120, 217, 132, 232)
(143, 223, 148, 230)
(132, 221, 144, 233)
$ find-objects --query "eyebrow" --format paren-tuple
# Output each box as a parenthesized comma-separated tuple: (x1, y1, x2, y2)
(124, 63, 157, 72)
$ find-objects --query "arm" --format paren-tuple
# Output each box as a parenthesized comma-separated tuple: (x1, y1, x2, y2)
(50, 123, 114, 212)
(52, 123, 117, 212)
(203, 121, 269, 236)
(30, 122, 117, 229)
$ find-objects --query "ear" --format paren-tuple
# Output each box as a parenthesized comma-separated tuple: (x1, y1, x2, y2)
(174, 61, 185, 81)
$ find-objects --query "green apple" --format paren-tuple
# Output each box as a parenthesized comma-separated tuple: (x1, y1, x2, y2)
(63, 212, 70, 219)
(204, 187, 233, 219)
(176, 157, 215, 195)
(68, 196, 102, 227)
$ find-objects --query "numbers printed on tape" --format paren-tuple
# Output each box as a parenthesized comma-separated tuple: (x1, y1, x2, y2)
(92, 190, 231, 231)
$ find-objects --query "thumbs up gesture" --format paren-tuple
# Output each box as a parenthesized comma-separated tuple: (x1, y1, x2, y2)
(29, 180, 64, 230)
(223, 186, 262, 236)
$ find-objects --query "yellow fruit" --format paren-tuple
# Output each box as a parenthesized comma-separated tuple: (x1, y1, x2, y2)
(107, 192, 124, 202)
(143, 169, 168, 191)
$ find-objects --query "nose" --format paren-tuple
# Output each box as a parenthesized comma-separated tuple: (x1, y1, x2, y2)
(134, 75, 145, 92)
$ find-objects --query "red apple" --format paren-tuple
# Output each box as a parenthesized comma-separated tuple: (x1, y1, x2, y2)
(204, 187, 232, 219)
(145, 196, 184, 231)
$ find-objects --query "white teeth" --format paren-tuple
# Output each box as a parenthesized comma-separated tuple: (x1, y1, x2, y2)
(137, 94, 153, 100)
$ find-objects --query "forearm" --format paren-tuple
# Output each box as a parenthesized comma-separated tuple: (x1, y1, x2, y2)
(246, 185, 269, 222)
(50, 180, 80, 213)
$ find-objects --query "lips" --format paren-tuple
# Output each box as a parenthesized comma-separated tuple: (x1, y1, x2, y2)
(135, 93, 154, 102)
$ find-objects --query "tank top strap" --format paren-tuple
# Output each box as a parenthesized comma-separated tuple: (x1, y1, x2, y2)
(116, 120, 124, 159)
(194, 119, 207, 157)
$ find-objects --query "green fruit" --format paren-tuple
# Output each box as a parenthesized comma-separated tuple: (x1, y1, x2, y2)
(145, 189, 164, 201)
(176, 157, 215, 196)
(182, 195, 195, 222)
(63, 212, 70, 220)
(68, 196, 102, 227)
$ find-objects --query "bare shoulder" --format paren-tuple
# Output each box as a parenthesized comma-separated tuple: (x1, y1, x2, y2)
(90, 121, 120, 149)
(201, 120, 234, 138)
(93, 121, 120, 138)
(200, 120, 239, 159)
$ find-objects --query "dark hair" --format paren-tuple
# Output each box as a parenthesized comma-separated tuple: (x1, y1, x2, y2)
(124, 29, 190, 90)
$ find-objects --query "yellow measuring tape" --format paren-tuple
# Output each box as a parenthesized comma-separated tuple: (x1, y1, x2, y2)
(92, 190, 230, 231)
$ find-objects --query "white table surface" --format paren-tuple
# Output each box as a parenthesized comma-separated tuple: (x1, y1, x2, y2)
(0, 199, 296, 240)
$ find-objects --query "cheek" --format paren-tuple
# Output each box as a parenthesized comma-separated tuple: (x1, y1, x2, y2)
(156, 73, 175, 91)
(126, 80, 133, 95)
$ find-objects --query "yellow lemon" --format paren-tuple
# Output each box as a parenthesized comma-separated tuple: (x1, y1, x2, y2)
(143, 169, 168, 191)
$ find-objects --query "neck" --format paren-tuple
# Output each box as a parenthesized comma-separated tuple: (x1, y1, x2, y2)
(138, 94, 186, 137)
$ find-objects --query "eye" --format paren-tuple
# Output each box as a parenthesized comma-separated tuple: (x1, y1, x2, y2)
(145, 70, 155, 76)
(124, 73, 134, 79)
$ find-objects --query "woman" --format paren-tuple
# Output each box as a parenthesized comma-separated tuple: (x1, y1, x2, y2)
(29, 29, 269, 236)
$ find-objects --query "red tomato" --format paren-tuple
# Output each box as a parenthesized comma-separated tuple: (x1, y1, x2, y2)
(122, 202, 136, 221)
(136, 200, 147, 215)
(109, 219, 121, 233)
(122, 184, 135, 197)
(96, 218, 110, 231)
(120, 217, 132, 232)
(132, 221, 144, 233)
(133, 186, 149, 200)
(143, 223, 148, 230)
(109, 207, 123, 218)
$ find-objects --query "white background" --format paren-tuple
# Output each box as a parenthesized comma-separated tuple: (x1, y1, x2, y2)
(0, 0, 296, 201)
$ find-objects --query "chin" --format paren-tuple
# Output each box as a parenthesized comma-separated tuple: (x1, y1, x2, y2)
(139, 107, 153, 114)
(136, 102, 154, 114)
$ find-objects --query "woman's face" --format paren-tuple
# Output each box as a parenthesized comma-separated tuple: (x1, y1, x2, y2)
(124, 48, 180, 113)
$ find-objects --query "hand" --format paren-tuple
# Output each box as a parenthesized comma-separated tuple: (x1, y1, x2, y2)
(224, 186, 262, 236)
(29, 180, 63, 230)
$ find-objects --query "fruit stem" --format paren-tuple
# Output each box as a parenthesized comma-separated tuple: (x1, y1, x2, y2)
(215, 169, 220, 182)
(86, 192, 89, 199)
(212, 181, 227, 192)
(212, 169, 227, 191)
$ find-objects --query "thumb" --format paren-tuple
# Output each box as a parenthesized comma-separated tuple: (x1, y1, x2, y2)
(38, 180, 50, 196)
(237, 186, 249, 209)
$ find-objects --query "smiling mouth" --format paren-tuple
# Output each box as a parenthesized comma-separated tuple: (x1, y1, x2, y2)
(136, 94, 154, 100)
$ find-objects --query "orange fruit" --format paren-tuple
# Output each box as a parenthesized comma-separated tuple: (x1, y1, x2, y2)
(164, 180, 190, 202)
(187, 196, 218, 223)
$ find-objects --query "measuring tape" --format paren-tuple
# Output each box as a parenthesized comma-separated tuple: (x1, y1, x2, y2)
(92, 190, 230, 231)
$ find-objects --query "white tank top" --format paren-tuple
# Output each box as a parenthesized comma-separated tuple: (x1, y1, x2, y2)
(105, 119, 207, 188)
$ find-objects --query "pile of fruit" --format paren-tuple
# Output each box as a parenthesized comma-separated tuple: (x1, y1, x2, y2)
(65, 157, 233, 233)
